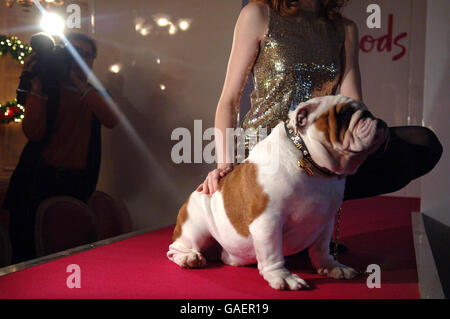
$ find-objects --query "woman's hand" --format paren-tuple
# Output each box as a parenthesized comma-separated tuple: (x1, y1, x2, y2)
(195, 3, 267, 197)
(196, 164, 234, 197)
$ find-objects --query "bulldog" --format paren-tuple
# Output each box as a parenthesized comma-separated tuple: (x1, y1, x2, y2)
(167, 95, 388, 290)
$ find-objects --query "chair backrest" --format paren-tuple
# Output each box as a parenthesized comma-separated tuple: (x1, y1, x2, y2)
(88, 191, 132, 240)
(0, 224, 11, 268)
(0, 187, 10, 231)
(35, 196, 98, 257)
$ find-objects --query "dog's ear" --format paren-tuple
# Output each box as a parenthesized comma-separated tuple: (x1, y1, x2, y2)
(296, 109, 308, 127)
(295, 101, 320, 132)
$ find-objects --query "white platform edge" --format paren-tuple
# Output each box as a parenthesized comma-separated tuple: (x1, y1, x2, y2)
(411, 212, 445, 299)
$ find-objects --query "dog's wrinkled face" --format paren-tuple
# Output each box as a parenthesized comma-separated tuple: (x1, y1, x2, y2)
(287, 95, 389, 176)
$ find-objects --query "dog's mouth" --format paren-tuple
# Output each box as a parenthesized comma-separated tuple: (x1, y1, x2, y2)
(346, 149, 364, 154)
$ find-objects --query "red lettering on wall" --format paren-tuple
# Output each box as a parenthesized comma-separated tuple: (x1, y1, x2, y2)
(359, 14, 408, 61)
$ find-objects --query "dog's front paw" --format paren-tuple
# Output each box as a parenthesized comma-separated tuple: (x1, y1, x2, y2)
(263, 269, 310, 290)
(317, 262, 359, 280)
(171, 251, 207, 269)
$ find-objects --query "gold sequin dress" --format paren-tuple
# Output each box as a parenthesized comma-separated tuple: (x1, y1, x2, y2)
(237, 8, 346, 160)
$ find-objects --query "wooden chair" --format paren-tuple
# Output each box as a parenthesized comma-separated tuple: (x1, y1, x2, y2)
(0, 187, 10, 232)
(88, 191, 132, 240)
(35, 196, 98, 257)
(0, 224, 11, 267)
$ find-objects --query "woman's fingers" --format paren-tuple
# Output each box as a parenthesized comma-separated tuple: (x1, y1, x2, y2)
(211, 171, 220, 195)
(202, 179, 209, 195)
(197, 167, 232, 196)
(219, 167, 232, 179)
(207, 174, 215, 197)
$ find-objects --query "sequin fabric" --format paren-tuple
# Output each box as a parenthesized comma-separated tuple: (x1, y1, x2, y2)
(237, 9, 345, 161)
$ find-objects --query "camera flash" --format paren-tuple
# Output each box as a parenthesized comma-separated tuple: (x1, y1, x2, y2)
(40, 12, 65, 36)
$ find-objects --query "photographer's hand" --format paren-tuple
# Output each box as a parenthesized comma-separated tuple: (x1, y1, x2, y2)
(70, 71, 88, 95)
(23, 53, 37, 73)
(30, 77, 43, 96)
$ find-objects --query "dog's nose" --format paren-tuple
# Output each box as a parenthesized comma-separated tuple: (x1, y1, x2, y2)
(376, 119, 387, 130)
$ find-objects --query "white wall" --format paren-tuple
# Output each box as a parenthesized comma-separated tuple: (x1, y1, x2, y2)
(421, 0, 450, 226)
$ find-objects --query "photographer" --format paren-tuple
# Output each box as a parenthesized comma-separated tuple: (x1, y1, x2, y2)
(2, 32, 118, 264)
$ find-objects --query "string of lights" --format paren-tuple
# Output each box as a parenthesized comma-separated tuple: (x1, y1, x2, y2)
(0, 34, 32, 64)
(0, 34, 31, 123)
(0, 99, 25, 124)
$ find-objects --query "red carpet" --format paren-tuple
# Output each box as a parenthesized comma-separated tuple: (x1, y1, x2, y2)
(0, 196, 420, 299)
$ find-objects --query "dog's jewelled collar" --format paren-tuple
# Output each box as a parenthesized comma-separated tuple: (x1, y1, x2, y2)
(284, 119, 336, 177)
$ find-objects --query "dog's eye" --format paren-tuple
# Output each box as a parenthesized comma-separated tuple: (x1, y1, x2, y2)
(339, 108, 353, 125)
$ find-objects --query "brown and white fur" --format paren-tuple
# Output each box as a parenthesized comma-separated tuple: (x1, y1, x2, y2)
(167, 95, 388, 290)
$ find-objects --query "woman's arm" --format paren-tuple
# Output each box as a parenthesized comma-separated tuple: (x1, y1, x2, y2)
(215, 2, 268, 167)
(70, 71, 119, 129)
(197, 2, 268, 195)
(339, 19, 363, 102)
